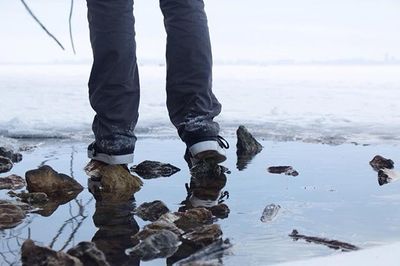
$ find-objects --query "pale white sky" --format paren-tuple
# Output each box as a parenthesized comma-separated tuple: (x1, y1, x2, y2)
(0, 0, 399, 64)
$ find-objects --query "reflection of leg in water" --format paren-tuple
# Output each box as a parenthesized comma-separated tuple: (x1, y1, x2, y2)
(88, 175, 141, 265)
(167, 163, 231, 264)
(92, 201, 140, 266)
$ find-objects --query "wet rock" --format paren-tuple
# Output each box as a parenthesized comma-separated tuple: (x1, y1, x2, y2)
(67, 242, 110, 266)
(126, 229, 181, 261)
(236, 126, 263, 155)
(289, 229, 360, 252)
(369, 155, 394, 172)
(158, 212, 181, 223)
(267, 166, 299, 176)
(260, 204, 281, 222)
(0, 156, 13, 174)
(236, 126, 263, 170)
(133, 220, 184, 242)
(0, 201, 26, 229)
(85, 160, 142, 202)
(21, 239, 83, 266)
(174, 208, 213, 232)
(182, 224, 223, 247)
(26, 165, 83, 197)
(378, 169, 391, 185)
(0, 199, 31, 211)
(0, 147, 23, 163)
(8, 191, 49, 204)
(175, 239, 233, 266)
(0, 174, 25, 190)
(210, 204, 230, 219)
(130, 160, 180, 179)
(135, 200, 170, 222)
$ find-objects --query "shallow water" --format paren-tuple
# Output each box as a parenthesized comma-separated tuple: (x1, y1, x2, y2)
(1, 138, 400, 265)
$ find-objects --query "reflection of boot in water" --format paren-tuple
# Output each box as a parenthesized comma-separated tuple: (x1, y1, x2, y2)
(87, 171, 141, 266)
(179, 165, 230, 218)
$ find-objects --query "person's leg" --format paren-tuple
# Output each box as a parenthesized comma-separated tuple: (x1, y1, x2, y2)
(86, 0, 139, 164)
(159, 0, 227, 163)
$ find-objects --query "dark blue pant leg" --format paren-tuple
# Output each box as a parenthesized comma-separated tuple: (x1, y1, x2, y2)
(160, 0, 222, 146)
(86, 0, 139, 158)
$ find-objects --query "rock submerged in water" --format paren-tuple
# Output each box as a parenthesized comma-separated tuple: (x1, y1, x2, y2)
(135, 200, 170, 222)
(21, 240, 110, 266)
(0, 201, 26, 229)
(67, 242, 110, 266)
(133, 220, 184, 242)
(289, 229, 359, 252)
(174, 208, 213, 232)
(267, 166, 299, 176)
(0, 156, 13, 174)
(175, 238, 233, 266)
(21, 240, 83, 266)
(8, 191, 49, 204)
(260, 204, 281, 222)
(236, 126, 263, 170)
(127, 229, 181, 261)
(0, 174, 26, 190)
(25, 165, 83, 197)
(182, 224, 223, 247)
(369, 155, 394, 171)
(130, 160, 180, 179)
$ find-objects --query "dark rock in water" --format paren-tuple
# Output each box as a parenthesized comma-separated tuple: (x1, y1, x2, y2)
(267, 166, 299, 176)
(127, 229, 181, 261)
(67, 242, 110, 266)
(8, 189, 81, 217)
(289, 229, 360, 252)
(174, 208, 213, 232)
(370, 155, 394, 172)
(182, 224, 223, 248)
(260, 204, 281, 222)
(0, 156, 13, 174)
(0, 147, 23, 163)
(236, 126, 263, 155)
(8, 191, 49, 204)
(130, 160, 180, 179)
(21, 239, 83, 266)
(133, 220, 184, 242)
(236, 126, 263, 170)
(135, 200, 170, 222)
(0, 174, 26, 190)
(26, 165, 83, 197)
(175, 239, 233, 266)
(0, 201, 26, 229)
(0, 199, 31, 211)
(85, 160, 142, 202)
(378, 169, 391, 186)
(210, 204, 230, 219)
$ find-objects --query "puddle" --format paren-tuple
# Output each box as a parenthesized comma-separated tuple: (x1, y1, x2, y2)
(1, 138, 400, 265)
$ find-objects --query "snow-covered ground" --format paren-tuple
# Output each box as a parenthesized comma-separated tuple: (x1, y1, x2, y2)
(1, 64, 400, 145)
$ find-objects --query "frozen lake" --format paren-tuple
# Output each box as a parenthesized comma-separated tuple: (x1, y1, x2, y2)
(1, 64, 400, 146)
(1, 137, 400, 265)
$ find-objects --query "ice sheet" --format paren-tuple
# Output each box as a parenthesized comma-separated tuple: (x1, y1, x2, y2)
(1, 64, 400, 145)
